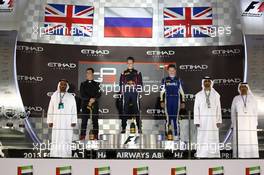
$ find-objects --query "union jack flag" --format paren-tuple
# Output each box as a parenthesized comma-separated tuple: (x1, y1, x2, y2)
(44, 4, 94, 37)
(164, 7, 214, 38)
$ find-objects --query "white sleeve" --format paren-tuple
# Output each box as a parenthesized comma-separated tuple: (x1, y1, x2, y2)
(71, 97, 78, 124)
(231, 97, 237, 128)
(47, 97, 55, 124)
(193, 94, 200, 125)
(216, 95, 222, 124)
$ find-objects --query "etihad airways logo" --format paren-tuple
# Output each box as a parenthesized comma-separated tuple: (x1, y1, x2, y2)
(212, 49, 240, 56)
(17, 45, 44, 53)
(179, 64, 208, 72)
(47, 62, 76, 70)
(18, 75, 43, 83)
(213, 78, 241, 85)
(24, 106, 43, 112)
(146, 50, 175, 57)
(81, 49, 110, 56)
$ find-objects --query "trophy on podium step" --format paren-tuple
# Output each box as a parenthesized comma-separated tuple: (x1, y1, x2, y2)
(89, 130, 95, 141)
(120, 117, 141, 149)
(167, 125, 174, 141)
(163, 124, 176, 150)
(86, 129, 100, 149)
(84, 104, 101, 149)
(130, 117, 136, 134)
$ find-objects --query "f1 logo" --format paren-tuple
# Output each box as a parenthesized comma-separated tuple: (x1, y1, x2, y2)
(245, 1, 264, 12)
(0, 0, 14, 9)
(124, 135, 139, 144)
(258, 1, 264, 12)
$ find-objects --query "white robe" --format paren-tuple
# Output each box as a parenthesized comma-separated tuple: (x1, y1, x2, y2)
(231, 95, 259, 158)
(47, 92, 77, 158)
(194, 90, 222, 158)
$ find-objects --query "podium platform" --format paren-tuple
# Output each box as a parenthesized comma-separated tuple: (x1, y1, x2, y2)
(99, 133, 165, 149)
(79, 134, 191, 151)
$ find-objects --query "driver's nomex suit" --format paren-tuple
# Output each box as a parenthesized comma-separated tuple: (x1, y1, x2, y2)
(160, 76, 185, 136)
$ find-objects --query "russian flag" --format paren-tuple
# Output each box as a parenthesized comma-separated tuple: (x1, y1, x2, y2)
(104, 7, 153, 38)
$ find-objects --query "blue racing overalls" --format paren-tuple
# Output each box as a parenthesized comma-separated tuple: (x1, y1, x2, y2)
(161, 76, 185, 136)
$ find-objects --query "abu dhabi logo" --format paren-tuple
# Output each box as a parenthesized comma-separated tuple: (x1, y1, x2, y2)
(242, 1, 264, 17)
(17, 45, 44, 53)
(146, 50, 175, 58)
(47, 62, 76, 70)
(213, 78, 241, 86)
(81, 49, 110, 57)
(212, 49, 241, 56)
(17, 75, 43, 83)
(179, 64, 208, 72)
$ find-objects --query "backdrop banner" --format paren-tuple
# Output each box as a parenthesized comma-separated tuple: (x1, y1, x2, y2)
(16, 41, 244, 119)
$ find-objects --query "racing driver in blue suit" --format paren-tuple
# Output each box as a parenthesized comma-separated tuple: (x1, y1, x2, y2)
(160, 64, 185, 140)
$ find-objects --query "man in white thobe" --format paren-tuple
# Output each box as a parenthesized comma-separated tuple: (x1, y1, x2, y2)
(47, 79, 77, 158)
(231, 82, 259, 158)
(0, 142, 4, 157)
(194, 76, 222, 158)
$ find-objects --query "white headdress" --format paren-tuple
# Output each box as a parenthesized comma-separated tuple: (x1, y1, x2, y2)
(238, 82, 253, 96)
(202, 76, 214, 89)
(56, 79, 69, 92)
(201, 76, 220, 96)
